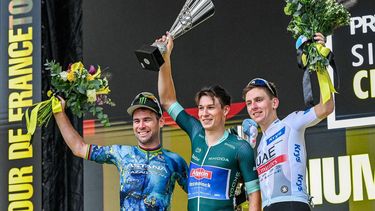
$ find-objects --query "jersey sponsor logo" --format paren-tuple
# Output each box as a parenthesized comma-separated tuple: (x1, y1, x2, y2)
(266, 127, 285, 145)
(190, 168, 212, 180)
(281, 185, 289, 193)
(188, 163, 230, 200)
(127, 163, 168, 175)
(296, 174, 304, 191)
(195, 147, 202, 153)
(257, 154, 288, 175)
(229, 172, 241, 197)
(192, 154, 200, 162)
(303, 108, 311, 114)
(256, 145, 276, 167)
(208, 157, 229, 162)
(294, 144, 302, 163)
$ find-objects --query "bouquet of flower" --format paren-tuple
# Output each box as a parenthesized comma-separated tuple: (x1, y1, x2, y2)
(284, 0, 351, 105)
(25, 61, 115, 136)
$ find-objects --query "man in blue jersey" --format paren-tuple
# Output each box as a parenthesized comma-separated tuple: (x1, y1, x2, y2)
(156, 34, 261, 211)
(241, 34, 334, 211)
(53, 92, 188, 211)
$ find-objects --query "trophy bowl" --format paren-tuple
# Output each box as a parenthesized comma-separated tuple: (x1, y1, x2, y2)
(135, 0, 215, 71)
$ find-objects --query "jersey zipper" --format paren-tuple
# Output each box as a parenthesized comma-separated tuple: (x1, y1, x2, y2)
(197, 146, 211, 211)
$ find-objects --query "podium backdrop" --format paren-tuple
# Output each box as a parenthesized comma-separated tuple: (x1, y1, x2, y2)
(82, 0, 375, 210)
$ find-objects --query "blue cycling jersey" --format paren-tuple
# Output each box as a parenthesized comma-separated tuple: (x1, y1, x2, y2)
(86, 144, 188, 211)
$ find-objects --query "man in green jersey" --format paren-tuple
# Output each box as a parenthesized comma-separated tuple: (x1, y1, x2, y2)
(156, 34, 261, 211)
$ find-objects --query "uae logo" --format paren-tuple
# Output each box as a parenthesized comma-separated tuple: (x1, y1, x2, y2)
(190, 168, 212, 180)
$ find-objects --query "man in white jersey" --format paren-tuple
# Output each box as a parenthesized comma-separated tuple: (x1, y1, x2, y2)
(242, 34, 334, 211)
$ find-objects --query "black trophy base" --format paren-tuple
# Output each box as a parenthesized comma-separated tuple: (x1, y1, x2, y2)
(134, 44, 165, 72)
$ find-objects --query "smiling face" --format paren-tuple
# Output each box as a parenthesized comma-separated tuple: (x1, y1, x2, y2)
(198, 95, 229, 132)
(132, 108, 164, 148)
(245, 87, 279, 131)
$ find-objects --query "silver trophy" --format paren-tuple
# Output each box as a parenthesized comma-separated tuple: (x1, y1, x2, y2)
(135, 0, 215, 71)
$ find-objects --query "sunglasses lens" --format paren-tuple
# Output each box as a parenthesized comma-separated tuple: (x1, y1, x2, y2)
(248, 78, 276, 96)
(249, 78, 267, 86)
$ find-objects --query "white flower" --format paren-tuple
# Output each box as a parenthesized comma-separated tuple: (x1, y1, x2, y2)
(86, 89, 97, 103)
(60, 71, 68, 81)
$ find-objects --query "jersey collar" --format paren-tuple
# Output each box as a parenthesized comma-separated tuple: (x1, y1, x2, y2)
(205, 130, 229, 147)
(137, 145, 162, 153)
(263, 118, 280, 136)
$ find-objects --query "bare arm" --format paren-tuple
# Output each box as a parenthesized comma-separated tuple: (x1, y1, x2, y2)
(158, 33, 177, 111)
(312, 32, 335, 119)
(53, 98, 88, 158)
(314, 93, 334, 119)
(248, 190, 261, 211)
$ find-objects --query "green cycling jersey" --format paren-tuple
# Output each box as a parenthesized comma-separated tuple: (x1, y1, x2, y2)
(168, 102, 259, 211)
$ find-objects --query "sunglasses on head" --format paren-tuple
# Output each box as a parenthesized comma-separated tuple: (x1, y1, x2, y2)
(248, 78, 277, 97)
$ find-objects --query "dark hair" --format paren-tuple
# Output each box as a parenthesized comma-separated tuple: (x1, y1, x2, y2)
(242, 79, 278, 99)
(195, 85, 231, 107)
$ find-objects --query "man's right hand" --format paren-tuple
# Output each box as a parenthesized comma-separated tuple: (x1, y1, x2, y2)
(156, 32, 174, 63)
(53, 95, 88, 159)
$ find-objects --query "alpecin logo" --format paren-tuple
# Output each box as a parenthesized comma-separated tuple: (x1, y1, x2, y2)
(190, 168, 212, 180)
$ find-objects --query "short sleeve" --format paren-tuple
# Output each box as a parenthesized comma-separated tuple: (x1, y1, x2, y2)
(168, 102, 203, 143)
(237, 141, 260, 194)
(283, 108, 321, 131)
(86, 144, 119, 165)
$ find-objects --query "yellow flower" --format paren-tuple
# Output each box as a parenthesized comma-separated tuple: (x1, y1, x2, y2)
(86, 89, 97, 103)
(96, 87, 110, 95)
(92, 66, 101, 78)
(71, 61, 84, 73)
(47, 90, 53, 97)
(87, 74, 94, 81)
(67, 71, 76, 82)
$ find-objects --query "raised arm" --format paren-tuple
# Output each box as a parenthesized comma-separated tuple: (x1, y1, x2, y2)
(53, 98, 88, 158)
(314, 93, 334, 119)
(158, 33, 177, 111)
(312, 32, 335, 119)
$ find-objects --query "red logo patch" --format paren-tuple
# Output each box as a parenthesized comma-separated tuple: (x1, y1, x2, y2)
(190, 168, 212, 180)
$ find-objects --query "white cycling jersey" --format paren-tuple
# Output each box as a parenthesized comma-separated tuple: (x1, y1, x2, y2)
(255, 108, 321, 208)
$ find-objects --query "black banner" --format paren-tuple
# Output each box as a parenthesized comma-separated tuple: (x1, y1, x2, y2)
(0, 0, 41, 210)
(41, 0, 84, 210)
(327, 0, 375, 129)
